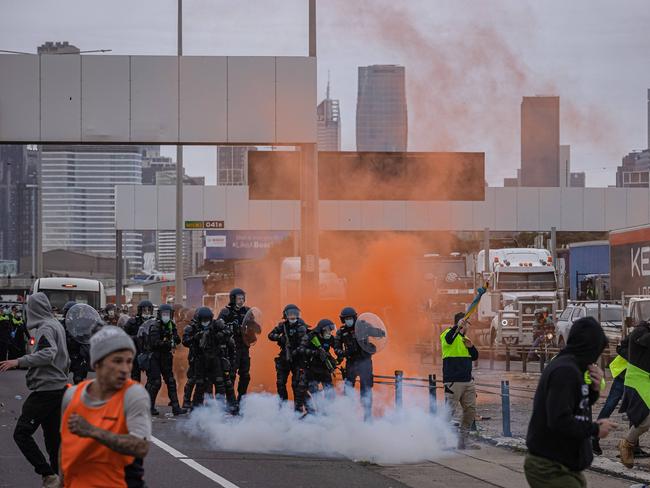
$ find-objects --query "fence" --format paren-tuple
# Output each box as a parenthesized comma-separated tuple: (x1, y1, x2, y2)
(370, 370, 537, 438)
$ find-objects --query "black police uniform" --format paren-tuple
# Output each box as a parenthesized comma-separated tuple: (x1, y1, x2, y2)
(335, 320, 382, 420)
(61, 316, 90, 385)
(268, 318, 310, 411)
(0, 312, 12, 361)
(193, 319, 238, 412)
(143, 318, 184, 414)
(218, 304, 251, 401)
(302, 328, 337, 403)
(124, 316, 146, 381)
(8, 315, 30, 359)
(182, 318, 200, 408)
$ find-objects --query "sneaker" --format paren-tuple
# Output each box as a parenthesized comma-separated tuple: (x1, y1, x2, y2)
(172, 405, 187, 416)
(42, 474, 60, 488)
(592, 438, 603, 456)
(634, 447, 650, 459)
(619, 439, 635, 468)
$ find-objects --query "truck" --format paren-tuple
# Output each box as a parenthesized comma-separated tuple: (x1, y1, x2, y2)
(475, 248, 560, 347)
(32, 277, 107, 313)
(610, 224, 650, 297)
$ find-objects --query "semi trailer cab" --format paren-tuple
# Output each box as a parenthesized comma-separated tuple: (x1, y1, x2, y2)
(476, 248, 559, 346)
(32, 277, 106, 315)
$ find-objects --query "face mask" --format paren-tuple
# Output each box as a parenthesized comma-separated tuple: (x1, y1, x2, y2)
(161, 314, 171, 324)
(288, 318, 298, 324)
(142, 314, 152, 320)
(323, 330, 332, 339)
(201, 320, 211, 328)
(345, 318, 354, 327)
(108, 310, 115, 317)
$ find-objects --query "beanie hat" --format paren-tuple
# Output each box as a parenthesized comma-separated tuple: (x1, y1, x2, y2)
(90, 325, 136, 366)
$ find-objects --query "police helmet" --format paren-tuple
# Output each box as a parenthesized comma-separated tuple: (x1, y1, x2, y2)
(339, 306, 358, 323)
(105, 303, 116, 312)
(196, 306, 214, 323)
(283, 304, 301, 319)
(316, 318, 336, 335)
(157, 303, 174, 320)
(229, 288, 246, 306)
(62, 301, 76, 317)
(137, 300, 154, 316)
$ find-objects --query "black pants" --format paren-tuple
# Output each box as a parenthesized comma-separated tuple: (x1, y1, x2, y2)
(0, 340, 8, 361)
(70, 357, 89, 385)
(307, 369, 334, 412)
(345, 357, 374, 420)
(14, 388, 66, 476)
(183, 359, 196, 407)
(275, 356, 293, 401)
(131, 351, 142, 382)
(194, 354, 237, 411)
(145, 352, 180, 409)
(274, 357, 308, 411)
(234, 347, 251, 400)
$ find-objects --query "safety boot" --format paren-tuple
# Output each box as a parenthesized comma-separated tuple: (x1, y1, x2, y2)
(172, 404, 187, 416)
(592, 438, 602, 456)
(151, 407, 160, 416)
(42, 474, 60, 488)
(619, 439, 635, 468)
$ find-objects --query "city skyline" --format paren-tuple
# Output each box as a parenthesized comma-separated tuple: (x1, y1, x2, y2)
(0, 0, 649, 187)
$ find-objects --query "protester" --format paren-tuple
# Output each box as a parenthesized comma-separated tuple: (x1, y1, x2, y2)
(524, 317, 615, 488)
(0, 292, 70, 488)
(60, 325, 151, 487)
(441, 312, 480, 450)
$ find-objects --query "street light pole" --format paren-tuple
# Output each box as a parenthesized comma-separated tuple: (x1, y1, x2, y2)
(175, 0, 185, 306)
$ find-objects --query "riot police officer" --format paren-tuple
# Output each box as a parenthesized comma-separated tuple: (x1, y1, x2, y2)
(8, 306, 29, 360)
(335, 306, 384, 420)
(192, 307, 238, 413)
(59, 301, 76, 326)
(124, 300, 154, 382)
(217, 288, 251, 401)
(143, 304, 186, 416)
(102, 303, 119, 326)
(303, 319, 338, 407)
(181, 310, 200, 409)
(268, 304, 310, 412)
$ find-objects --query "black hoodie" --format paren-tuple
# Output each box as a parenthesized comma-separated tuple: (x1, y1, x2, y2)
(526, 317, 608, 472)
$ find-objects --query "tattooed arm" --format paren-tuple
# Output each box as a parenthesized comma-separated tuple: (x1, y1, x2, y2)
(68, 413, 149, 458)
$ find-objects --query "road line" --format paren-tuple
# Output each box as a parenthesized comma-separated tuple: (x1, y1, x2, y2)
(151, 435, 241, 488)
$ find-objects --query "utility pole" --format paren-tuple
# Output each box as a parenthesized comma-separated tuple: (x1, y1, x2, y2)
(175, 0, 185, 306)
(300, 0, 319, 300)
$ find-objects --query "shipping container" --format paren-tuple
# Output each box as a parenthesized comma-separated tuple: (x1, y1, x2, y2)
(568, 241, 610, 300)
(610, 224, 650, 297)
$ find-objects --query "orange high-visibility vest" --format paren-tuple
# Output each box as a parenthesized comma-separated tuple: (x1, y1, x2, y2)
(61, 379, 136, 488)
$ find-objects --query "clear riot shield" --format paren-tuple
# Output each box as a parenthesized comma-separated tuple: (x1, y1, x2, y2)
(65, 304, 102, 344)
(116, 314, 130, 329)
(241, 307, 263, 347)
(355, 312, 388, 354)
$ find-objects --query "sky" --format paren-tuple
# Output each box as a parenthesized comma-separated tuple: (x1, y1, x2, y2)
(1, 0, 649, 187)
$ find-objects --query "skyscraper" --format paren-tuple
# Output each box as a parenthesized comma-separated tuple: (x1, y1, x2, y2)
(0, 145, 38, 273)
(216, 147, 256, 185)
(520, 96, 560, 187)
(317, 77, 341, 151)
(356, 65, 408, 152)
(40, 145, 143, 267)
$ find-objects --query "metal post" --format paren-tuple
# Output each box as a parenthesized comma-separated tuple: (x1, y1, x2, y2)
(394, 370, 403, 409)
(550, 226, 557, 265)
(505, 345, 510, 372)
(175, 0, 184, 306)
(428, 374, 437, 414)
(483, 228, 490, 278)
(116, 230, 123, 307)
(501, 380, 512, 437)
(36, 148, 43, 277)
(308, 0, 316, 57)
(522, 348, 528, 373)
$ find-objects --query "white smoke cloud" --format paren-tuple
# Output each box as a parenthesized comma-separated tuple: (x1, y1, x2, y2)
(181, 391, 457, 464)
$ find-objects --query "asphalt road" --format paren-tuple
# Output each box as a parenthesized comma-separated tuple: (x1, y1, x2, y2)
(0, 370, 635, 488)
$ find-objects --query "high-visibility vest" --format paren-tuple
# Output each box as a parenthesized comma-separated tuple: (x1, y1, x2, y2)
(61, 379, 136, 488)
(609, 355, 629, 379)
(440, 328, 471, 360)
(624, 363, 650, 409)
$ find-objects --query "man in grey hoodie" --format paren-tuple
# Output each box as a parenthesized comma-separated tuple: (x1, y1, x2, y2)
(0, 292, 70, 488)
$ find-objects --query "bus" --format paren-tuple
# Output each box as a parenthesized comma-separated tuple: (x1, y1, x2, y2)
(32, 277, 106, 313)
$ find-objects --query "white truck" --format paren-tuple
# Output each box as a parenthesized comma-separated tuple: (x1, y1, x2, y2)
(475, 248, 559, 347)
(32, 277, 107, 314)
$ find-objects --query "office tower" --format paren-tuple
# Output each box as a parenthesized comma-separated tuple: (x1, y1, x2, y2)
(616, 150, 650, 188)
(520, 96, 560, 187)
(317, 77, 341, 151)
(356, 65, 408, 152)
(216, 147, 257, 185)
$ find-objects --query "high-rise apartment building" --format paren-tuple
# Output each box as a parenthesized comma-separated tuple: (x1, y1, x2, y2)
(216, 147, 256, 185)
(40, 145, 143, 267)
(317, 79, 341, 151)
(616, 150, 650, 188)
(356, 65, 408, 152)
(520, 96, 560, 187)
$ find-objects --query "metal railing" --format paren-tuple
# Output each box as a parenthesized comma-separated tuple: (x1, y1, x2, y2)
(369, 369, 536, 438)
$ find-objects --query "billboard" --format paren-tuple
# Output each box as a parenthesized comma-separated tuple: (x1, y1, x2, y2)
(248, 151, 485, 201)
(610, 226, 650, 296)
(205, 230, 291, 260)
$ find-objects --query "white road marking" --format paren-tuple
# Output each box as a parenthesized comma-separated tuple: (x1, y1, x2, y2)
(151, 435, 241, 488)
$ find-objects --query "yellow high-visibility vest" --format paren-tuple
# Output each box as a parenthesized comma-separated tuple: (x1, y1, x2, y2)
(440, 328, 471, 360)
(609, 355, 629, 379)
